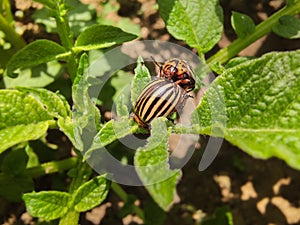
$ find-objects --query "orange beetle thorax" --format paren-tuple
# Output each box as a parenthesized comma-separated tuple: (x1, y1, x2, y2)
(159, 58, 195, 93)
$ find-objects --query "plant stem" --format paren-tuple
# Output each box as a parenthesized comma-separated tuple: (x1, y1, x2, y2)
(55, 0, 73, 50)
(0, 14, 26, 50)
(24, 157, 78, 178)
(111, 182, 128, 200)
(54, 0, 77, 81)
(68, 159, 92, 194)
(111, 182, 145, 220)
(58, 210, 80, 225)
(59, 159, 92, 225)
(207, 2, 300, 65)
(1, 0, 14, 24)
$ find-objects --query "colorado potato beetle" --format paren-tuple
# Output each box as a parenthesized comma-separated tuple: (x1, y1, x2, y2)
(133, 78, 189, 129)
(152, 57, 196, 93)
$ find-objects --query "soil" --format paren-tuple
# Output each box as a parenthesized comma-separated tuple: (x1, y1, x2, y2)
(2, 0, 300, 225)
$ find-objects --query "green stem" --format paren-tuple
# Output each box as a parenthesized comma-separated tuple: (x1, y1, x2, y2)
(24, 157, 78, 178)
(55, 0, 73, 50)
(111, 182, 145, 220)
(0, 14, 26, 50)
(54, 0, 77, 81)
(59, 210, 80, 225)
(207, 2, 300, 65)
(58, 159, 91, 225)
(68, 159, 92, 194)
(111, 182, 128, 201)
(1, 0, 14, 24)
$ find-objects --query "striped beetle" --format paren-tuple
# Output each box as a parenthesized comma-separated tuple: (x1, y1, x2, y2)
(152, 57, 196, 93)
(133, 78, 190, 129)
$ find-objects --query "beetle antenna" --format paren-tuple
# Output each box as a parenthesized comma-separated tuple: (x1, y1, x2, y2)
(174, 59, 179, 68)
(150, 56, 161, 68)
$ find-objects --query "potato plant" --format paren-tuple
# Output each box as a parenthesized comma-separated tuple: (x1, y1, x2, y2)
(0, 0, 299, 224)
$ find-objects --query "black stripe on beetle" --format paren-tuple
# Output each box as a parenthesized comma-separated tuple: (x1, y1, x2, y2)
(133, 78, 188, 129)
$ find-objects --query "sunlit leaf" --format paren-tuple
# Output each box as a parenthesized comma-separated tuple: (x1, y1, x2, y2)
(74, 25, 137, 52)
(73, 175, 110, 212)
(158, 0, 223, 53)
(134, 118, 181, 210)
(231, 11, 255, 38)
(272, 15, 300, 39)
(192, 50, 300, 170)
(0, 90, 55, 153)
(6, 40, 66, 78)
(23, 191, 71, 220)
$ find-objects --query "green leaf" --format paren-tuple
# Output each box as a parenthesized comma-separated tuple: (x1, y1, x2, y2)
(25, 145, 40, 168)
(33, 0, 56, 9)
(1, 149, 28, 174)
(97, 0, 141, 37)
(0, 146, 34, 202)
(58, 117, 82, 150)
(85, 119, 137, 159)
(74, 25, 138, 52)
(144, 199, 166, 225)
(4, 61, 63, 88)
(73, 175, 110, 212)
(0, 122, 51, 153)
(23, 191, 71, 221)
(0, 174, 34, 202)
(231, 11, 255, 39)
(103, 70, 133, 112)
(0, 90, 52, 127)
(134, 118, 181, 210)
(192, 50, 300, 170)
(131, 56, 151, 106)
(287, 0, 300, 6)
(225, 56, 253, 69)
(116, 94, 129, 118)
(0, 90, 54, 153)
(118, 194, 137, 218)
(158, 0, 223, 53)
(33, 0, 98, 37)
(6, 40, 66, 78)
(111, 70, 133, 103)
(16, 87, 71, 118)
(95, 120, 133, 146)
(72, 54, 101, 151)
(272, 15, 300, 39)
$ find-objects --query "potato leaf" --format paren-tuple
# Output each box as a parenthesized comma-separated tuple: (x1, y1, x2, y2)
(33, 0, 56, 9)
(116, 94, 130, 118)
(192, 50, 300, 170)
(272, 15, 300, 39)
(131, 56, 151, 106)
(0, 173, 34, 202)
(16, 87, 71, 118)
(1, 149, 28, 174)
(134, 118, 181, 210)
(6, 40, 66, 78)
(74, 25, 138, 52)
(158, 0, 223, 53)
(287, 0, 300, 6)
(0, 90, 54, 153)
(4, 61, 63, 88)
(71, 54, 101, 151)
(73, 175, 110, 212)
(231, 11, 255, 39)
(23, 191, 71, 221)
(33, 0, 97, 37)
(85, 119, 137, 159)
